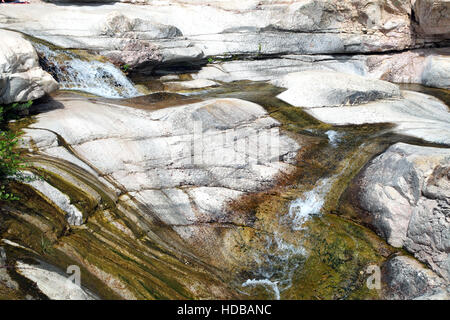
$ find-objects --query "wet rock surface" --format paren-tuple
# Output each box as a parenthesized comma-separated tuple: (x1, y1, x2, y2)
(286, 85, 450, 145)
(0, 0, 449, 301)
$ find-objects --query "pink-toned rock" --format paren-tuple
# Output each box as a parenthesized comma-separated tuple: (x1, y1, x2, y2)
(414, 0, 450, 37)
(103, 39, 162, 73)
(365, 48, 450, 88)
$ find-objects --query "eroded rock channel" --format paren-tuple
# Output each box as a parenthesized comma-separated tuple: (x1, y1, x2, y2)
(0, 0, 449, 300)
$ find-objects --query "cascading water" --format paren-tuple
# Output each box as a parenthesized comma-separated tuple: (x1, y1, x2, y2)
(241, 130, 365, 299)
(33, 42, 141, 99)
(325, 130, 343, 147)
(242, 233, 307, 300)
(288, 177, 332, 231)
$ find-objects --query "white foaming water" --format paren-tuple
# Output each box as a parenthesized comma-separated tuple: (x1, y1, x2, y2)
(325, 130, 343, 147)
(242, 233, 307, 299)
(287, 130, 349, 230)
(242, 279, 280, 300)
(288, 177, 332, 230)
(34, 43, 141, 99)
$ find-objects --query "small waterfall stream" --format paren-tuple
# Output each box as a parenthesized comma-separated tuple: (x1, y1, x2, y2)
(33, 42, 141, 99)
(240, 137, 347, 299)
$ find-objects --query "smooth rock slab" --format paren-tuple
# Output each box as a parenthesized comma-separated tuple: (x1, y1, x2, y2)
(357, 143, 450, 281)
(16, 260, 98, 300)
(302, 90, 450, 145)
(23, 96, 299, 236)
(422, 55, 450, 89)
(273, 71, 401, 108)
(163, 79, 219, 91)
(20, 171, 84, 226)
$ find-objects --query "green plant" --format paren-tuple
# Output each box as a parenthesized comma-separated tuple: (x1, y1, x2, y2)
(40, 235, 54, 255)
(207, 57, 214, 64)
(0, 100, 32, 200)
(122, 64, 131, 72)
(0, 100, 32, 125)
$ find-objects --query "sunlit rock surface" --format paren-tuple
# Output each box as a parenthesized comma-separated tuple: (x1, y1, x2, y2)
(356, 143, 450, 282)
(0, 0, 449, 301)
(16, 260, 98, 300)
(0, 30, 58, 104)
(0, 0, 442, 72)
(275, 71, 450, 144)
(1, 1, 448, 87)
(190, 49, 450, 89)
(273, 71, 401, 108)
(21, 95, 300, 238)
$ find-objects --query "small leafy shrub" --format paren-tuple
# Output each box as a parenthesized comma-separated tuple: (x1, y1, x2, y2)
(121, 64, 131, 72)
(0, 100, 32, 200)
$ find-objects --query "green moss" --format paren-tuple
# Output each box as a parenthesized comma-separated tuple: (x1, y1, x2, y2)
(285, 214, 391, 299)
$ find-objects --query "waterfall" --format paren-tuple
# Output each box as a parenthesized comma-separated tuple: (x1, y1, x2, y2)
(242, 233, 307, 299)
(288, 177, 332, 230)
(242, 131, 353, 298)
(325, 130, 343, 147)
(33, 42, 141, 99)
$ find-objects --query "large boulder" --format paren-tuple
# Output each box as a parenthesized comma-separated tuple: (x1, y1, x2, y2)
(414, 0, 450, 38)
(421, 55, 450, 89)
(364, 48, 450, 89)
(355, 143, 450, 281)
(273, 71, 401, 108)
(0, 29, 58, 105)
(273, 71, 450, 144)
(382, 255, 449, 300)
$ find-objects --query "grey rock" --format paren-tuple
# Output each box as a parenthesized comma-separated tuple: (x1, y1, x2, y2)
(383, 255, 449, 300)
(191, 48, 450, 89)
(297, 89, 450, 145)
(273, 70, 401, 108)
(422, 55, 450, 89)
(357, 143, 450, 281)
(0, 0, 431, 72)
(21, 96, 300, 237)
(414, 0, 450, 37)
(15, 259, 98, 300)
